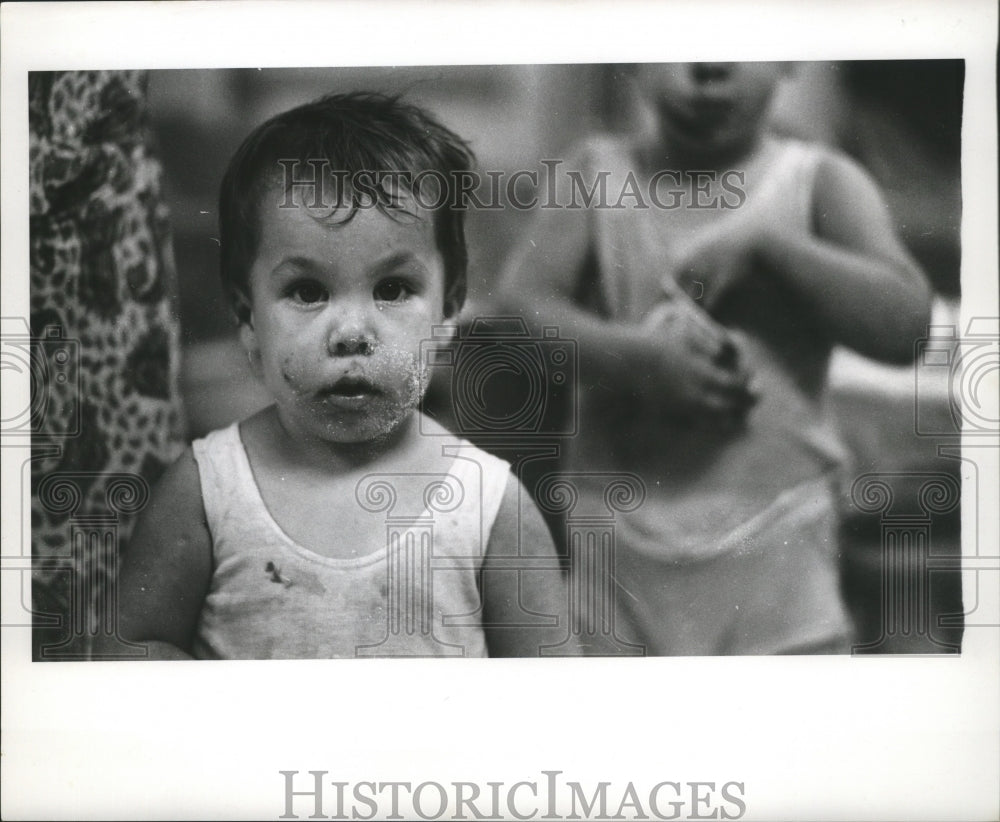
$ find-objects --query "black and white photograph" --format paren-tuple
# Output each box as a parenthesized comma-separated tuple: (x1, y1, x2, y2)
(2, 1, 998, 820)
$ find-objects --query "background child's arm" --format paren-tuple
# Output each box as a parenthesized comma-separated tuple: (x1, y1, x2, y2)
(94, 448, 213, 659)
(759, 152, 932, 362)
(499, 195, 755, 422)
(481, 475, 578, 657)
(678, 151, 932, 364)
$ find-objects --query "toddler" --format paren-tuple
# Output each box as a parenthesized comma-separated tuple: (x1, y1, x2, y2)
(108, 92, 567, 659)
(501, 63, 932, 654)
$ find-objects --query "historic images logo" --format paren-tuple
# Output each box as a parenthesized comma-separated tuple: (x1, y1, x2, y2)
(279, 770, 747, 820)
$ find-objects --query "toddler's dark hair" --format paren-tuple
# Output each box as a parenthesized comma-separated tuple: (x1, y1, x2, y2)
(219, 91, 475, 321)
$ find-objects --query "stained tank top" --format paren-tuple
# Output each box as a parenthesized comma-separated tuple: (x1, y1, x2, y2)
(190, 422, 511, 658)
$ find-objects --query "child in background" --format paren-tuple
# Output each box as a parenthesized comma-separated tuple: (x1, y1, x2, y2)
(501, 63, 932, 654)
(105, 92, 567, 659)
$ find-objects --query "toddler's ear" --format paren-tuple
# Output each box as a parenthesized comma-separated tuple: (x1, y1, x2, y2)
(435, 316, 459, 341)
(239, 322, 263, 378)
(424, 317, 459, 367)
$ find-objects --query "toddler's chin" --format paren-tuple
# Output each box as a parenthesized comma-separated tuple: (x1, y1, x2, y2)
(314, 402, 417, 447)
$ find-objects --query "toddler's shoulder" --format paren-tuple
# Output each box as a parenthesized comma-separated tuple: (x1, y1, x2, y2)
(189, 421, 244, 474)
(775, 136, 877, 186)
(191, 419, 241, 448)
(414, 413, 514, 477)
(769, 136, 888, 215)
(803, 142, 891, 211)
(142, 441, 205, 518)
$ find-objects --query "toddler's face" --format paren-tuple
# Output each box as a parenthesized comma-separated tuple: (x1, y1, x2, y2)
(243, 189, 450, 445)
(637, 62, 786, 160)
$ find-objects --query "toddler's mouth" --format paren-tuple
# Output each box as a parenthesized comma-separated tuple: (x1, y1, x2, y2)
(677, 102, 732, 131)
(317, 376, 381, 404)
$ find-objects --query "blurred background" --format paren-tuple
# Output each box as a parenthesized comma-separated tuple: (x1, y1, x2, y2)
(147, 61, 965, 652)
(148, 61, 963, 432)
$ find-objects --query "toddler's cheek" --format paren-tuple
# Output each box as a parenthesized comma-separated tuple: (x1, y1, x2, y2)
(379, 345, 427, 405)
(278, 354, 313, 396)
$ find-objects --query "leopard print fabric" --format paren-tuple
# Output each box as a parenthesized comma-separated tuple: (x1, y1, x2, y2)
(29, 71, 185, 655)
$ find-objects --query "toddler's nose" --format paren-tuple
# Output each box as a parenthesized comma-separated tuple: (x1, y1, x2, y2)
(326, 309, 375, 357)
(328, 335, 374, 357)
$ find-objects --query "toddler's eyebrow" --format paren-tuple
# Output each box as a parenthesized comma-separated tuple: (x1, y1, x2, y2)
(271, 255, 324, 275)
(370, 251, 429, 276)
(269, 251, 431, 279)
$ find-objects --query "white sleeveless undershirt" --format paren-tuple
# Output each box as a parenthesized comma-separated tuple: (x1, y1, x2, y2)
(567, 135, 851, 561)
(190, 422, 511, 659)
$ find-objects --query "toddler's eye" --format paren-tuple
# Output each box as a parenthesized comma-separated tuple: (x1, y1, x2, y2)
(288, 281, 328, 305)
(373, 278, 413, 304)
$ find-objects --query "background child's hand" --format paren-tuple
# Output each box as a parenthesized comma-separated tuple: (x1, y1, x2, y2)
(637, 296, 758, 428)
(674, 213, 771, 313)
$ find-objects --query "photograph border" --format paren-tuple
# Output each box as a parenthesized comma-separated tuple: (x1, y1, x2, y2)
(2, 2, 998, 820)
